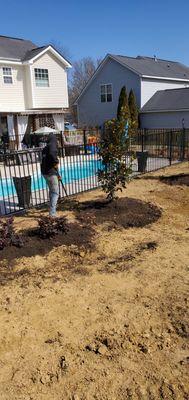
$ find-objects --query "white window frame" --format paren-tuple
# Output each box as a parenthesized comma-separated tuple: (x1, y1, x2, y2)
(3, 67, 13, 84)
(100, 83, 113, 103)
(34, 68, 49, 87)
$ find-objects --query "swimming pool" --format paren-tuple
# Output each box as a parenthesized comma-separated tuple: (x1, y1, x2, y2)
(0, 158, 102, 199)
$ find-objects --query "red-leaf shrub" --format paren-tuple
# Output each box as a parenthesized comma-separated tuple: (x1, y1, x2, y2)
(36, 216, 68, 239)
(0, 217, 24, 250)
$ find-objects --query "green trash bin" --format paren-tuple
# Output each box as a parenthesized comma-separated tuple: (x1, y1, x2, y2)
(136, 151, 148, 173)
(13, 176, 31, 208)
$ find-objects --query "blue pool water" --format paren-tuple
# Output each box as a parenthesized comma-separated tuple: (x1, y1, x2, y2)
(0, 159, 102, 198)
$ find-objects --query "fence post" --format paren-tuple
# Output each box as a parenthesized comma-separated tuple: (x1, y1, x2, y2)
(169, 130, 173, 165)
(3, 137, 7, 154)
(141, 128, 147, 152)
(141, 130, 144, 152)
(181, 127, 186, 161)
(83, 129, 87, 155)
(60, 131, 64, 157)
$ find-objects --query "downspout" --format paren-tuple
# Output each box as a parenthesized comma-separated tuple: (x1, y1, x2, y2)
(140, 77, 142, 109)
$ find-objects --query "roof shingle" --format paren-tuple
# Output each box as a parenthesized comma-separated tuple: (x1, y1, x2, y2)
(22, 46, 48, 61)
(110, 54, 189, 80)
(0, 35, 37, 60)
(140, 87, 189, 112)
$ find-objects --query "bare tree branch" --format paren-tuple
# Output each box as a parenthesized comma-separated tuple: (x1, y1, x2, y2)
(48, 39, 72, 62)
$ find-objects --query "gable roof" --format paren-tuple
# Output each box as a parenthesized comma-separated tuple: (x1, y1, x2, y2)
(76, 54, 189, 104)
(23, 46, 48, 61)
(110, 55, 189, 80)
(140, 87, 189, 113)
(0, 35, 37, 60)
(0, 35, 72, 67)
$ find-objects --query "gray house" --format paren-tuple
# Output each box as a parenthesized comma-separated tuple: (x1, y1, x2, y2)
(76, 54, 189, 128)
(140, 87, 189, 128)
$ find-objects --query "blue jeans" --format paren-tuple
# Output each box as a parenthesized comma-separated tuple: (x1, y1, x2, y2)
(44, 174, 59, 217)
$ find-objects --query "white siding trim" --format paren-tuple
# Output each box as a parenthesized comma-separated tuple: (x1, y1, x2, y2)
(29, 65, 35, 108)
(142, 75, 189, 82)
(23, 46, 72, 68)
(139, 77, 142, 108)
(0, 60, 22, 65)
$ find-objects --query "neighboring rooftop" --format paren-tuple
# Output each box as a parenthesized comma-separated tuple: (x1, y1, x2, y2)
(0, 35, 71, 66)
(140, 87, 189, 112)
(22, 46, 48, 61)
(0, 35, 37, 60)
(110, 54, 189, 80)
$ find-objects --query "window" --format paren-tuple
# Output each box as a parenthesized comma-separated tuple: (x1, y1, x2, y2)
(100, 84, 112, 102)
(3, 67, 13, 84)
(34, 68, 49, 87)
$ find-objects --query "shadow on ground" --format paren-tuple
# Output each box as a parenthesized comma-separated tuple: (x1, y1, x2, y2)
(139, 173, 189, 187)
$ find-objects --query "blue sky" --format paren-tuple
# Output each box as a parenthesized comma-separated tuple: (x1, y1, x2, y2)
(1, 0, 189, 64)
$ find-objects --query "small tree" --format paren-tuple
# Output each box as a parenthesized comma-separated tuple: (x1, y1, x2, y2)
(98, 119, 133, 201)
(128, 89, 138, 129)
(117, 86, 130, 122)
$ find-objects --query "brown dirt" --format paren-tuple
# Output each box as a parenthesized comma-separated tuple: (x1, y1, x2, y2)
(76, 197, 162, 228)
(0, 162, 189, 400)
(160, 173, 189, 186)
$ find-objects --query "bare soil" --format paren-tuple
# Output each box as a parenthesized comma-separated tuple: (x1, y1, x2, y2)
(0, 162, 189, 400)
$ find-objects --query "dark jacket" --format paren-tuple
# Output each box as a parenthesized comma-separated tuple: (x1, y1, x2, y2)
(41, 134, 59, 176)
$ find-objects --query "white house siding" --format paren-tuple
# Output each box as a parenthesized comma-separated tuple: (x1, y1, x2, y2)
(31, 51, 69, 109)
(0, 64, 25, 111)
(140, 111, 189, 129)
(23, 65, 33, 109)
(77, 58, 141, 128)
(141, 78, 189, 107)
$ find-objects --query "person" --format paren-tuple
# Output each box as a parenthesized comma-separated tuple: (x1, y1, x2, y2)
(41, 133, 59, 217)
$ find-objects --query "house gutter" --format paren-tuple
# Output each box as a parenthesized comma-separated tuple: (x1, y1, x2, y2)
(140, 108, 189, 114)
(0, 59, 22, 65)
(0, 109, 68, 115)
(142, 75, 189, 82)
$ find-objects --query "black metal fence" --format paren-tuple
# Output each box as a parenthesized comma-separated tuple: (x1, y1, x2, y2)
(130, 128, 189, 171)
(0, 129, 188, 216)
(0, 129, 100, 153)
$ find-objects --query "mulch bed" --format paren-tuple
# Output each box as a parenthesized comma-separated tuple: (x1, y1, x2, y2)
(76, 197, 162, 229)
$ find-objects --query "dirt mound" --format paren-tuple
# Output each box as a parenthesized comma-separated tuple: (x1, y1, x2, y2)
(160, 173, 189, 186)
(77, 197, 162, 229)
